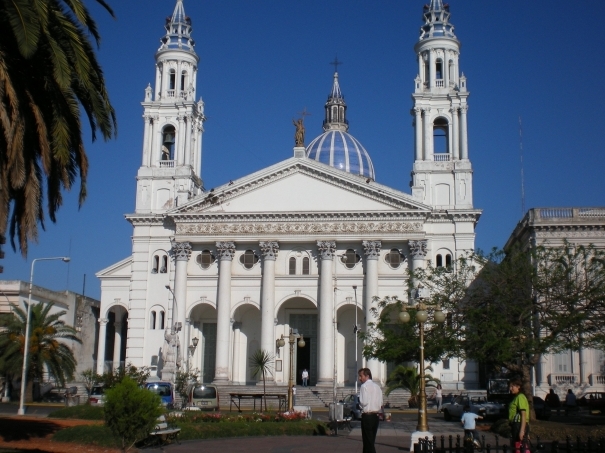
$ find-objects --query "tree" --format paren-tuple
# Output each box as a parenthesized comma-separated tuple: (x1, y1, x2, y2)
(100, 363, 150, 389)
(174, 368, 199, 408)
(385, 365, 440, 408)
(0, 301, 81, 400)
(0, 0, 117, 256)
(104, 376, 162, 452)
(80, 368, 101, 398)
(249, 349, 274, 412)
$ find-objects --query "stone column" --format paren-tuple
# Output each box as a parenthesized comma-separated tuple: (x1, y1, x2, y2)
(112, 320, 122, 369)
(96, 318, 109, 375)
(444, 51, 449, 88)
(184, 115, 193, 167)
(414, 108, 423, 161)
(171, 240, 191, 368)
(260, 241, 279, 383)
(423, 108, 432, 161)
(429, 49, 435, 88)
(451, 107, 459, 160)
(232, 322, 242, 384)
(317, 241, 336, 387)
(214, 241, 235, 383)
(363, 241, 381, 383)
(460, 105, 469, 160)
(409, 240, 429, 285)
(142, 115, 152, 166)
(418, 52, 423, 84)
(176, 115, 186, 165)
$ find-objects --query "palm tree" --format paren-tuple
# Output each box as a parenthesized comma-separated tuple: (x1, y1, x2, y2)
(249, 349, 274, 412)
(0, 0, 117, 256)
(0, 302, 81, 401)
(385, 365, 440, 408)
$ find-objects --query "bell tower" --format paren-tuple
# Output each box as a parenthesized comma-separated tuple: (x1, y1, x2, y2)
(136, 0, 205, 213)
(410, 0, 473, 209)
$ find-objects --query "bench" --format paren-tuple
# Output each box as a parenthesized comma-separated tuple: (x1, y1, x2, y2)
(148, 415, 181, 446)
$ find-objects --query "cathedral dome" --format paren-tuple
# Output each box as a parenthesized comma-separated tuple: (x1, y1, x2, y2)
(306, 130, 375, 180)
(305, 70, 375, 181)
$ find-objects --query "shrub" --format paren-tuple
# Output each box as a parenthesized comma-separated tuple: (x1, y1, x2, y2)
(103, 376, 163, 452)
(49, 405, 104, 420)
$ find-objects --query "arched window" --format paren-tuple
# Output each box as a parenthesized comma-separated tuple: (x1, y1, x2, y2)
(161, 126, 176, 161)
(240, 250, 259, 269)
(150, 311, 156, 329)
(436, 254, 443, 267)
(435, 59, 443, 80)
(445, 254, 452, 268)
(289, 257, 296, 275)
(196, 250, 216, 269)
(152, 256, 159, 273)
(159, 311, 165, 330)
(302, 257, 310, 275)
(169, 69, 176, 90)
(341, 249, 361, 269)
(160, 256, 168, 273)
(180, 70, 187, 91)
(433, 117, 448, 155)
(385, 249, 404, 269)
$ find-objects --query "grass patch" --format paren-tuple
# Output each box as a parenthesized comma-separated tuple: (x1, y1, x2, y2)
(52, 424, 119, 448)
(48, 404, 105, 420)
(491, 418, 605, 442)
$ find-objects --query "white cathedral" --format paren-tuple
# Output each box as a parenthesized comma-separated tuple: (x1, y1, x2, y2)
(97, 0, 482, 388)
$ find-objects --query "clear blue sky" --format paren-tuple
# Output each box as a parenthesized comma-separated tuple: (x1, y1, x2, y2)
(4, 0, 605, 299)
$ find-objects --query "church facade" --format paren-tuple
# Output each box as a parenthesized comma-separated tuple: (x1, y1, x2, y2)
(97, 0, 482, 388)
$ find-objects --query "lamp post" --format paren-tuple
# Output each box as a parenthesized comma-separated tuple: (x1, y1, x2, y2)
(352, 285, 359, 394)
(399, 284, 445, 444)
(18, 256, 70, 416)
(187, 337, 199, 372)
(277, 329, 305, 411)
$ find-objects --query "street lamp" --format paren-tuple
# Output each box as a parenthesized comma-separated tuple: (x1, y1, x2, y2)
(187, 337, 199, 372)
(277, 329, 305, 411)
(18, 256, 70, 416)
(399, 284, 445, 446)
(352, 286, 360, 394)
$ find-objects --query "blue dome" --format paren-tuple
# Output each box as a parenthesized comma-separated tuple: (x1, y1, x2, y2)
(306, 130, 375, 180)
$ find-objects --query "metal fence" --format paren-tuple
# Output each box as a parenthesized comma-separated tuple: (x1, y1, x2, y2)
(413, 435, 605, 453)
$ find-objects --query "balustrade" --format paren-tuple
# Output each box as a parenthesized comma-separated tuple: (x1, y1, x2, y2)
(435, 79, 444, 87)
(159, 160, 175, 168)
(548, 374, 579, 386)
(434, 154, 451, 162)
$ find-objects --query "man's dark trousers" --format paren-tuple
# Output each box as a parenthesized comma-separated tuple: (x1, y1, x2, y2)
(361, 413, 379, 453)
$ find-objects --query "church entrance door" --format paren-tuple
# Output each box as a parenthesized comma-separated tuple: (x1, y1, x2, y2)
(289, 314, 317, 386)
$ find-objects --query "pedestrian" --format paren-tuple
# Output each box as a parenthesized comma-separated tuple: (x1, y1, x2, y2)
(564, 389, 577, 416)
(292, 385, 297, 406)
(432, 384, 443, 412)
(508, 377, 529, 452)
(544, 388, 560, 416)
(461, 405, 483, 448)
(358, 367, 383, 453)
(302, 368, 309, 387)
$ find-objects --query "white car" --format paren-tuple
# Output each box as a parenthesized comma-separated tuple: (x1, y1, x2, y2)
(442, 393, 505, 421)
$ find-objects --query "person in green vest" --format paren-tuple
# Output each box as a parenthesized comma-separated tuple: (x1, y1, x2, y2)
(508, 377, 529, 445)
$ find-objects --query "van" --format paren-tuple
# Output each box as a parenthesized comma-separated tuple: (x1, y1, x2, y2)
(144, 382, 174, 407)
(187, 384, 219, 411)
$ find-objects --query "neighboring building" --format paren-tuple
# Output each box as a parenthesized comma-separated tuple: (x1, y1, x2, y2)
(505, 207, 605, 396)
(97, 0, 481, 388)
(0, 280, 100, 396)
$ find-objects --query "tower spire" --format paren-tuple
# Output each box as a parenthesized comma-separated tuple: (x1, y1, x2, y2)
(323, 62, 348, 132)
(420, 0, 456, 40)
(160, 0, 195, 53)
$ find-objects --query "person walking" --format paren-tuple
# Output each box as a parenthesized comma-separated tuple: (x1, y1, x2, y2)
(358, 368, 383, 453)
(564, 389, 577, 416)
(432, 384, 443, 412)
(508, 377, 529, 452)
(545, 388, 561, 416)
(302, 369, 309, 387)
(461, 405, 483, 449)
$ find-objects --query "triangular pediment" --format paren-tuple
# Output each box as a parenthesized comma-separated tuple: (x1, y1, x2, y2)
(96, 256, 132, 279)
(170, 158, 430, 216)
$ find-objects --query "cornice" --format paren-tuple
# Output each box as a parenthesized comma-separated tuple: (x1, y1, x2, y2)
(425, 210, 482, 223)
(126, 214, 166, 226)
(172, 160, 430, 214)
(172, 211, 426, 223)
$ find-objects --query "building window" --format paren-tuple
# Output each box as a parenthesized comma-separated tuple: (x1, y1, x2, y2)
(445, 254, 452, 268)
(159, 311, 165, 330)
(169, 69, 176, 90)
(161, 126, 175, 161)
(240, 250, 259, 269)
(302, 257, 310, 275)
(436, 253, 452, 269)
(289, 257, 296, 275)
(197, 250, 216, 269)
(152, 256, 159, 273)
(385, 249, 404, 269)
(436, 58, 443, 80)
(433, 117, 448, 154)
(341, 249, 361, 269)
(160, 256, 168, 273)
(150, 311, 156, 330)
(442, 358, 450, 370)
(180, 70, 187, 91)
(436, 254, 443, 267)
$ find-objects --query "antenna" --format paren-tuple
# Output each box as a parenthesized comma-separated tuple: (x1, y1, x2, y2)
(519, 116, 526, 216)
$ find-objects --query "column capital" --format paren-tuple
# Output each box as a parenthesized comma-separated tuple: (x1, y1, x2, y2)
(170, 240, 192, 261)
(414, 107, 423, 116)
(409, 240, 428, 259)
(362, 240, 382, 260)
(460, 105, 469, 114)
(99, 318, 109, 326)
(216, 241, 236, 261)
(317, 241, 336, 260)
(259, 241, 279, 260)
(449, 106, 459, 114)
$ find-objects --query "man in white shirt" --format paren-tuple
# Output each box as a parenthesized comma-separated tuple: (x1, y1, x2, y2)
(358, 368, 383, 453)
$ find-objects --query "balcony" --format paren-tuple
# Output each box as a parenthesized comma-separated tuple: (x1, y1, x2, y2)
(435, 79, 444, 88)
(548, 374, 579, 386)
(590, 374, 605, 385)
(159, 160, 175, 168)
(434, 154, 451, 162)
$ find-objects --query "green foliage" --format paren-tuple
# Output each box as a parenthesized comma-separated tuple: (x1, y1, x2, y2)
(249, 349, 274, 412)
(99, 363, 150, 389)
(52, 424, 119, 447)
(175, 368, 199, 405)
(384, 365, 439, 408)
(103, 376, 163, 452)
(80, 369, 102, 397)
(0, 0, 117, 255)
(49, 404, 105, 420)
(0, 302, 80, 396)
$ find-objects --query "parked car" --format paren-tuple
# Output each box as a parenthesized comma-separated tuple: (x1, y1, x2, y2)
(186, 383, 219, 411)
(144, 382, 174, 407)
(533, 396, 551, 420)
(340, 394, 385, 421)
(578, 392, 605, 411)
(88, 385, 105, 406)
(442, 392, 505, 421)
